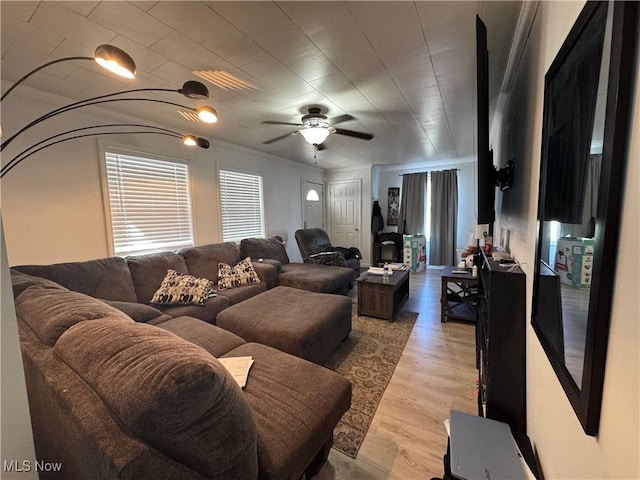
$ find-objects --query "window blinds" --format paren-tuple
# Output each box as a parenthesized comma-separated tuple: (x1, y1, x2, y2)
(105, 151, 194, 255)
(219, 169, 265, 242)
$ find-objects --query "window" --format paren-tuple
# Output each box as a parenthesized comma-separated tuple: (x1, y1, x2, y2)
(306, 189, 320, 201)
(104, 149, 194, 256)
(219, 169, 265, 242)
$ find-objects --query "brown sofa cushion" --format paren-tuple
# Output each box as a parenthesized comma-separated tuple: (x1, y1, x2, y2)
(179, 242, 241, 281)
(13, 256, 138, 302)
(126, 251, 189, 304)
(10, 269, 68, 298)
(156, 316, 246, 357)
(99, 299, 170, 324)
(223, 342, 351, 480)
(15, 286, 133, 346)
(240, 237, 290, 264)
(278, 263, 355, 294)
(54, 320, 258, 480)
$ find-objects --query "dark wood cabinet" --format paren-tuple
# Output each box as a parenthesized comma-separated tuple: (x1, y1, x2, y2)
(476, 250, 527, 434)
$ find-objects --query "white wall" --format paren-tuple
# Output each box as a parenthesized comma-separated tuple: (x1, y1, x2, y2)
(0, 90, 323, 265)
(493, 2, 639, 478)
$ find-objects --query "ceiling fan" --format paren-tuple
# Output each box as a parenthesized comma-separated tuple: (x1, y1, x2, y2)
(261, 107, 373, 149)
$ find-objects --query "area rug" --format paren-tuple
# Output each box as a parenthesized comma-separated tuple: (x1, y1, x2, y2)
(324, 306, 418, 458)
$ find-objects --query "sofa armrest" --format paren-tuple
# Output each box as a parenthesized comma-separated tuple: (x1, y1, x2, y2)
(251, 261, 278, 289)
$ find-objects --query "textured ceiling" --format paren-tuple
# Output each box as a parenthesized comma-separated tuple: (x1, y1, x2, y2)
(1, 1, 522, 170)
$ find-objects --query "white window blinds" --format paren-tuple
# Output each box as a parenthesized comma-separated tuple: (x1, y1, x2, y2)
(105, 151, 194, 256)
(219, 169, 265, 242)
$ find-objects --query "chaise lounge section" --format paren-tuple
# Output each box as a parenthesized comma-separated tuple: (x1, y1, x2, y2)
(240, 236, 356, 295)
(14, 279, 352, 479)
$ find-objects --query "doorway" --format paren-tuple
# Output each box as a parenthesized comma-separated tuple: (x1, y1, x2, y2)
(302, 180, 324, 229)
(328, 179, 361, 251)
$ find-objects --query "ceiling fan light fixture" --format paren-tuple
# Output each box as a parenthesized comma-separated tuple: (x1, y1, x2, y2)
(94, 44, 136, 79)
(197, 106, 218, 123)
(180, 80, 209, 99)
(299, 127, 330, 145)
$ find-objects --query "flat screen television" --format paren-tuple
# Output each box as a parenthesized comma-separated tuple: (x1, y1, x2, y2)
(476, 15, 515, 226)
(476, 15, 495, 225)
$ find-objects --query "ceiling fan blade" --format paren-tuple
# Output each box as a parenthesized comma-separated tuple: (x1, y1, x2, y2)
(260, 120, 303, 126)
(334, 128, 374, 140)
(331, 114, 355, 125)
(263, 131, 298, 145)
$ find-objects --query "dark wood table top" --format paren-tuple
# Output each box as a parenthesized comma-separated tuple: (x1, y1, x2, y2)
(441, 266, 477, 282)
(357, 267, 409, 286)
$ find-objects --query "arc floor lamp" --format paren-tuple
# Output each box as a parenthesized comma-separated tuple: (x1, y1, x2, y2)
(0, 44, 216, 178)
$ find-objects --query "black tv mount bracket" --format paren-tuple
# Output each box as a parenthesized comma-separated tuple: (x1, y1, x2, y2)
(495, 160, 515, 191)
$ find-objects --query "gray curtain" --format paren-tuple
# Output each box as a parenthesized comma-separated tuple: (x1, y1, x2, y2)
(397, 173, 427, 234)
(559, 154, 602, 238)
(430, 169, 458, 266)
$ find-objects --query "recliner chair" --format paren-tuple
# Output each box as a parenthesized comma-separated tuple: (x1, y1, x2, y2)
(295, 228, 361, 275)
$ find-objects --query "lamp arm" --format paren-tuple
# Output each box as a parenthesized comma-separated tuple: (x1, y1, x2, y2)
(2, 123, 184, 176)
(0, 56, 92, 102)
(29, 87, 181, 125)
(1, 97, 197, 151)
(0, 131, 183, 179)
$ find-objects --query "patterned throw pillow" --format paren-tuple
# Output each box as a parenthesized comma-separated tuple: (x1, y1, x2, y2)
(305, 251, 347, 267)
(218, 257, 261, 290)
(150, 270, 215, 305)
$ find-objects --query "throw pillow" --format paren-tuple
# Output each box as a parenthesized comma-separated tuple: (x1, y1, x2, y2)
(150, 269, 215, 306)
(305, 251, 348, 267)
(218, 257, 261, 290)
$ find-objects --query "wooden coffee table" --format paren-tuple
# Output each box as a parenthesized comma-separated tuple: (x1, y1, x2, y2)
(356, 268, 410, 320)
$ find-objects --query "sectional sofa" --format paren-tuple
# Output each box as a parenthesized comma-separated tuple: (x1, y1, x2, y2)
(10, 237, 359, 479)
(13, 237, 357, 325)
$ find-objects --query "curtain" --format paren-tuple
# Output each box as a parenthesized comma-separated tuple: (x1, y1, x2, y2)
(397, 173, 427, 234)
(430, 169, 458, 266)
(559, 154, 602, 238)
(544, 5, 606, 223)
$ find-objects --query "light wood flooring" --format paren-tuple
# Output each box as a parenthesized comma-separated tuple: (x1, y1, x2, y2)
(316, 267, 477, 480)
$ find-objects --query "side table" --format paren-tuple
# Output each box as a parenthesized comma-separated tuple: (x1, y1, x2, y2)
(441, 266, 478, 323)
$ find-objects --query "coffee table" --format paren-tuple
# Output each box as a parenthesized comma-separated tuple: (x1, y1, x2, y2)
(356, 268, 410, 320)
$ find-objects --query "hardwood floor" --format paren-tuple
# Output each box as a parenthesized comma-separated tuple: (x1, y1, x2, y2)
(317, 267, 477, 480)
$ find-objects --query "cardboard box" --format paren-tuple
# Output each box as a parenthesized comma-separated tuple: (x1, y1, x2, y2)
(403, 234, 426, 273)
(554, 237, 594, 288)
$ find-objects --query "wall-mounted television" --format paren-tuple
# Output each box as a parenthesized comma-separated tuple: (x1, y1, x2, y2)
(476, 15, 514, 226)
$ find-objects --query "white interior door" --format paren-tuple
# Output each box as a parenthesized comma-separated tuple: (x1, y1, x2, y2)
(302, 180, 324, 229)
(329, 179, 361, 249)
